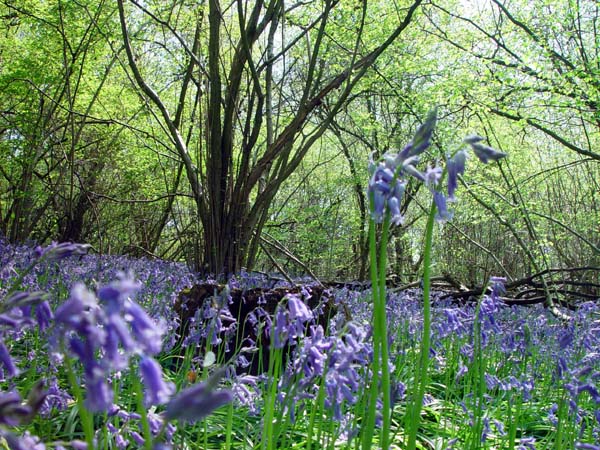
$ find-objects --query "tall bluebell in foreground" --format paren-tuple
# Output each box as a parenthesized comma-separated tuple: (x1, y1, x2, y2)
(364, 109, 506, 450)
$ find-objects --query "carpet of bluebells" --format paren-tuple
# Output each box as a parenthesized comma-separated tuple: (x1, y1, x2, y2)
(1, 239, 600, 449)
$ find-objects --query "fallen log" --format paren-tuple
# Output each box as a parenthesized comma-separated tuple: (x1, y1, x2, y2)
(173, 283, 346, 375)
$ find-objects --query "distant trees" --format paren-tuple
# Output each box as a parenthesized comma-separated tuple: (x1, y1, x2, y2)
(420, 0, 600, 283)
(0, 1, 119, 244)
(117, 0, 423, 275)
(0, 0, 598, 284)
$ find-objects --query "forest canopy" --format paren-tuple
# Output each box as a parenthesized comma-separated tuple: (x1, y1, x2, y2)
(0, 0, 598, 285)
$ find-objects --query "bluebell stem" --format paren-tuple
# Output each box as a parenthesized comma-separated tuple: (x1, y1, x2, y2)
(367, 108, 507, 450)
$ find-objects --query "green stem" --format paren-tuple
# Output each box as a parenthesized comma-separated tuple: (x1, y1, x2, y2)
(377, 214, 392, 449)
(362, 218, 381, 449)
(263, 346, 282, 450)
(406, 200, 436, 450)
(225, 401, 234, 450)
(64, 356, 95, 449)
(132, 368, 153, 450)
(471, 294, 485, 448)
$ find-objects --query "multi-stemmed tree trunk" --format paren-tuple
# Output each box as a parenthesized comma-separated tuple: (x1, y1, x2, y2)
(118, 0, 423, 276)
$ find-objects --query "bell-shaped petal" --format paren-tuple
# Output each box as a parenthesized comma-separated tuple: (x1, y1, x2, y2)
(287, 294, 312, 322)
(388, 197, 403, 226)
(463, 134, 484, 144)
(447, 150, 466, 201)
(470, 142, 507, 163)
(139, 356, 175, 406)
(164, 369, 232, 422)
(399, 108, 437, 160)
(434, 191, 454, 222)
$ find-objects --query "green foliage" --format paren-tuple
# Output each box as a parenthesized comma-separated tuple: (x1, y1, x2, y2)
(0, 0, 597, 283)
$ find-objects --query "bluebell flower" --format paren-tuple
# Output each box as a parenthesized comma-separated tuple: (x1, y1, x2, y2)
(164, 369, 233, 422)
(516, 436, 536, 450)
(0, 340, 19, 378)
(40, 378, 72, 416)
(107, 423, 128, 449)
(387, 197, 402, 226)
(1, 430, 46, 450)
(368, 109, 507, 229)
(130, 431, 146, 447)
(139, 356, 175, 406)
(0, 391, 32, 426)
(2, 291, 48, 312)
(0, 382, 46, 427)
(54, 274, 169, 412)
(287, 294, 312, 322)
(576, 443, 600, 449)
(34, 300, 53, 331)
(34, 242, 90, 261)
(398, 108, 437, 161)
(447, 149, 466, 200)
(433, 191, 453, 222)
(469, 141, 507, 163)
(494, 419, 506, 436)
(272, 305, 289, 349)
(424, 165, 442, 188)
(85, 375, 113, 412)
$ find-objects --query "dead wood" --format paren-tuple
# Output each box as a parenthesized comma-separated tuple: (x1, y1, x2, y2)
(174, 283, 346, 374)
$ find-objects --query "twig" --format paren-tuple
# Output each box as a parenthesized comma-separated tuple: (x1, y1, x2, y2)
(258, 241, 295, 286)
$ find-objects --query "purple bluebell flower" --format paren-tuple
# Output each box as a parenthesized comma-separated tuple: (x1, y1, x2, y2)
(1, 430, 46, 450)
(130, 431, 146, 447)
(85, 375, 113, 412)
(272, 305, 289, 349)
(0, 382, 46, 427)
(54, 275, 168, 412)
(164, 369, 233, 422)
(34, 242, 90, 261)
(434, 192, 453, 222)
(576, 443, 600, 449)
(40, 378, 72, 416)
(152, 444, 173, 450)
(424, 165, 443, 187)
(54, 283, 98, 331)
(516, 436, 536, 450)
(0, 340, 19, 378)
(481, 417, 491, 442)
(469, 141, 507, 164)
(494, 419, 506, 436)
(400, 162, 426, 181)
(387, 197, 403, 226)
(287, 294, 312, 322)
(447, 149, 466, 200)
(139, 356, 175, 406)
(107, 423, 129, 449)
(35, 300, 53, 331)
(0, 391, 32, 426)
(398, 108, 437, 160)
(2, 291, 48, 312)
(463, 134, 484, 144)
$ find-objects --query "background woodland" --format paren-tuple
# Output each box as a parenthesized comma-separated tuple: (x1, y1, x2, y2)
(0, 0, 598, 286)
